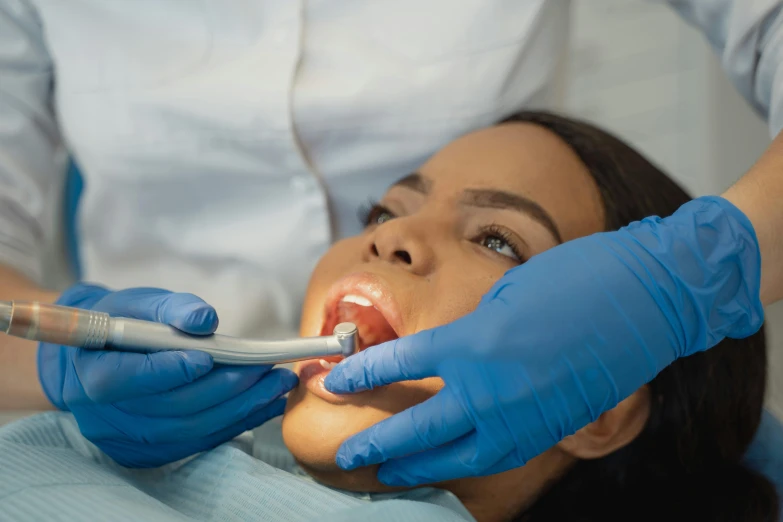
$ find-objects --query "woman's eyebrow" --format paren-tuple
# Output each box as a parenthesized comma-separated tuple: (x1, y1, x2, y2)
(462, 189, 563, 243)
(392, 172, 431, 194)
(391, 172, 563, 243)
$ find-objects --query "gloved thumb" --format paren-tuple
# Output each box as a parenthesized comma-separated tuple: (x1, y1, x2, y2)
(324, 330, 438, 394)
(156, 292, 219, 335)
(94, 288, 219, 335)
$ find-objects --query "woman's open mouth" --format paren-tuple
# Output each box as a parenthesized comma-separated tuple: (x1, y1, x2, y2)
(297, 272, 403, 403)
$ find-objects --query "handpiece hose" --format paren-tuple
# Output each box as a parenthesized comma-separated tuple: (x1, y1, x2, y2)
(0, 301, 359, 365)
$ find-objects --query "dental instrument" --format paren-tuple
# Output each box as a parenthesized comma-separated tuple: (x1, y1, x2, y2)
(0, 300, 358, 365)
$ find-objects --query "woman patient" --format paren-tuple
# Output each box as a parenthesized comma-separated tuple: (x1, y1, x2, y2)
(283, 111, 777, 521)
(0, 111, 776, 522)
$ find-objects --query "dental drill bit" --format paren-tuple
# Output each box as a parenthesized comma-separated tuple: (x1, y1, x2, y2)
(0, 300, 359, 365)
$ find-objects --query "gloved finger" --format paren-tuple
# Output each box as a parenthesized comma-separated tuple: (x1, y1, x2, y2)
(127, 368, 298, 444)
(101, 398, 289, 468)
(93, 287, 219, 335)
(70, 348, 214, 404)
(56, 283, 112, 308)
(377, 432, 505, 486)
(335, 389, 473, 470)
(324, 330, 439, 394)
(194, 396, 288, 449)
(115, 364, 278, 417)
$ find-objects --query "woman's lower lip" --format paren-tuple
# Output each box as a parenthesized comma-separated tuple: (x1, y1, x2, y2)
(298, 360, 366, 405)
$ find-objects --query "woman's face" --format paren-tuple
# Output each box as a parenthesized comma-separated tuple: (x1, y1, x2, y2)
(283, 122, 606, 494)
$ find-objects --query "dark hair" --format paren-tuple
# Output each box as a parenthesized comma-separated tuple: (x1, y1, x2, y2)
(500, 111, 777, 522)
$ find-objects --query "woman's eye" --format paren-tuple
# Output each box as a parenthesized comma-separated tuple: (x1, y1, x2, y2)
(359, 203, 396, 227)
(480, 235, 521, 261)
(374, 210, 394, 225)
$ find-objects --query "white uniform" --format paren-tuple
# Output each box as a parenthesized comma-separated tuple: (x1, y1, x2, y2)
(0, 0, 781, 338)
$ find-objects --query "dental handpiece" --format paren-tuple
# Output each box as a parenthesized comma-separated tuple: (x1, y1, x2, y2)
(0, 301, 358, 365)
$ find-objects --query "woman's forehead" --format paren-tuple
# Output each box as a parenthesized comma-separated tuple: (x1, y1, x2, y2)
(422, 123, 583, 187)
(413, 123, 606, 240)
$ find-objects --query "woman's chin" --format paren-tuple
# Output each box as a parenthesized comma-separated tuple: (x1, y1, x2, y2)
(282, 388, 406, 493)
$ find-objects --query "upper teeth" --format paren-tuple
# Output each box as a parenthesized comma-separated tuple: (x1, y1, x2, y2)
(342, 294, 373, 307)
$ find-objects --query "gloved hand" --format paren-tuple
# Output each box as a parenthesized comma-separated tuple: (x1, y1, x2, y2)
(38, 284, 298, 468)
(324, 196, 764, 486)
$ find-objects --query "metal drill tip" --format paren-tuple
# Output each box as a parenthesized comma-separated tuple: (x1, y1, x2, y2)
(333, 322, 359, 357)
(333, 322, 358, 337)
(0, 301, 12, 333)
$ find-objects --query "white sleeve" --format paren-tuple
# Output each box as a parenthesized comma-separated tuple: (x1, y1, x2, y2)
(0, 0, 64, 282)
(662, 0, 783, 136)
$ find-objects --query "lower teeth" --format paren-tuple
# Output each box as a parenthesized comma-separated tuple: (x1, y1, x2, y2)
(319, 359, 338, 370)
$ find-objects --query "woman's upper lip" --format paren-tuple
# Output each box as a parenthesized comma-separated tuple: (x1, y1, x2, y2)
(321, 272, 404, 338)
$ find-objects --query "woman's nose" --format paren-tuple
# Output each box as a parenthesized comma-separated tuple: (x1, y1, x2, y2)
(364, 217, 435, 275)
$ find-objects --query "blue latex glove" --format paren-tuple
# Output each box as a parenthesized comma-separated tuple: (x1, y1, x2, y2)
(325, 196, 764, 486)
(38, 284, 298, 468)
